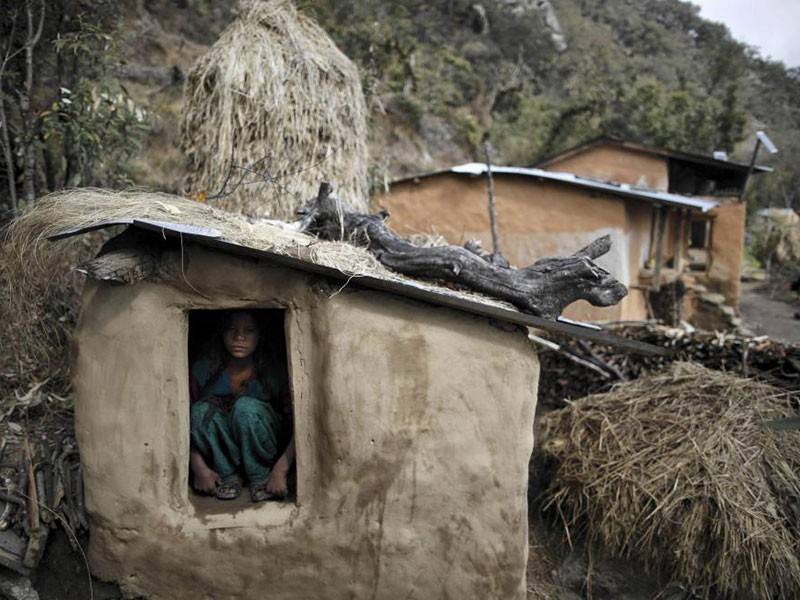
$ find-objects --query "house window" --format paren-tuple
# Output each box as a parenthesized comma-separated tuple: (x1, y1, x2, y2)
(187, 309, 294, 512)
(687, 218, 712, 271)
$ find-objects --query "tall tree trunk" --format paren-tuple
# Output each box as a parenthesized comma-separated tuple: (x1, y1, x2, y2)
(0, 86, 17, 212)
(21, 0, 44, 204)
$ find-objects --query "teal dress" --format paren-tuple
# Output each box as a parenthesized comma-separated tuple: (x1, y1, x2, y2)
(190, 357, 287, 486)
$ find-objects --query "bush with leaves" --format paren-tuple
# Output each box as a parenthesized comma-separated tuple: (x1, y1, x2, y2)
(0, 1, 149, 217)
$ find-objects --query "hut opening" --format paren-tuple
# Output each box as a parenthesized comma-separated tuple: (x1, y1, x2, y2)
(187, 308, 295, 514)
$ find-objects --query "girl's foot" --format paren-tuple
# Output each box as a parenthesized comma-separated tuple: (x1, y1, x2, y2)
(265, 464, 289, 498)
(215, 477, 241, 501)
(250, 481, 276, 503)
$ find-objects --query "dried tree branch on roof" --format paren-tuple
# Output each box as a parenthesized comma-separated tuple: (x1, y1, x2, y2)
(298, 183, 628, 319)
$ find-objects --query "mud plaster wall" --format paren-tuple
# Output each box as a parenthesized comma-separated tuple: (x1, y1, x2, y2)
(73, 246, 539, 600)
(542, 144, 669, 191)
(378, 174, 652, 321)
(699, 199, 746, 306)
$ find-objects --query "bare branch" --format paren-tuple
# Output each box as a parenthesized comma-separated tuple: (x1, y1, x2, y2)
(30, 0, 45, 48)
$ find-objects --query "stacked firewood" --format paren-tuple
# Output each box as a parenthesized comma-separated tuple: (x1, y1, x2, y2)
(0, 386, 85, 575)
(537, 323, 800, 410)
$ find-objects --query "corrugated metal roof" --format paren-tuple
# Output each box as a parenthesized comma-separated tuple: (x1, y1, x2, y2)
(50, 219, 668, 355)
(450, 163, 719, 212)
(534, 136, 773, 174)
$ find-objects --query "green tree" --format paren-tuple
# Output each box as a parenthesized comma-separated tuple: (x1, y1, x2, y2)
(0, 0, 148, 217)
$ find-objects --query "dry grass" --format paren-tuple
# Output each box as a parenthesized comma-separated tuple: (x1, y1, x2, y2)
(4, 188, 516, 303)
(0, 188, 512, 398)
(0, 238, 89, 400)
(539, 362, 800, 599)
(180, 0, 368, 220)
(4, 188, 380, 286)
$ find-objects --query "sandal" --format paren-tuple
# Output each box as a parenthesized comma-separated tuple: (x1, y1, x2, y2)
(250, 482, 276, 503)
(215, 478, 241, 501)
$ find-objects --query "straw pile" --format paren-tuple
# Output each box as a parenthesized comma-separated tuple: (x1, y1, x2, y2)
(180, 0, 368, 220)
(540, 362, 800, 599)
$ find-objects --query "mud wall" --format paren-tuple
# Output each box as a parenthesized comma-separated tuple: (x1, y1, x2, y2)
(541, 143, 669, 191)
(699, 199, 746, 307)
(379, 173, 652, 322)
(73, 246, 539, 599)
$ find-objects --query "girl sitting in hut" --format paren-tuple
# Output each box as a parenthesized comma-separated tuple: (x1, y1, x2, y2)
(189, 310, 294, 502)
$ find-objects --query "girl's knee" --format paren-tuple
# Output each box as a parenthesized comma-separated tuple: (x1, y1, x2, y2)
(190, 401, 212, 429)
(231, 397, 281, 435)
(232, 395, 263, 418)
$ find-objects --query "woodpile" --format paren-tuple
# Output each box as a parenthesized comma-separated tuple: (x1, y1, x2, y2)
(537, 322, 800, 409)
(0, 385, 85, 575)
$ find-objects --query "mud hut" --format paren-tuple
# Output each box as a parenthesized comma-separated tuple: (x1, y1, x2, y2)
(11, 190, 540, 599)
(179, 0, 369, 220)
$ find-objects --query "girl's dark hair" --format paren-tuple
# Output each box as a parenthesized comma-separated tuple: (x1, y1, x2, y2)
(197, 310, 288, 403)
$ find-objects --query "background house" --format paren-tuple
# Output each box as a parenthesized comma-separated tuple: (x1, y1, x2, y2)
(377, 138, 771, 324)
(537, 137, 771, 308)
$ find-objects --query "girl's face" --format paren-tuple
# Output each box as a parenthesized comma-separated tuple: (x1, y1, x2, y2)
(223, 312, 260, 360)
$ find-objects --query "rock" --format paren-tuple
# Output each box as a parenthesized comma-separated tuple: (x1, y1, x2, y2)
(469, 4, 489, 34)
(498, 0, 567, 51)
(700, 292, 726, 305)
(0, 573, 39, 600)
(740, 269, 766, 282)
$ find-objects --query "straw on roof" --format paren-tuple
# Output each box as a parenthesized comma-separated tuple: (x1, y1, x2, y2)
(4, 189, 514, 318)
(180, 0, 368, 220)
(1, 187, 514, 399)
(539, 362, 800, 599)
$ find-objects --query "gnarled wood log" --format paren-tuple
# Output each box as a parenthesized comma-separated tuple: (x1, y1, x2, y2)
(77, 228, 174, 285)
(298, 183, 627, 320)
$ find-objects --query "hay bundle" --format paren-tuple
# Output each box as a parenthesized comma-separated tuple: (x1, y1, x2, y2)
(540, 362, 800, 599)
(180, 0, 368, 219)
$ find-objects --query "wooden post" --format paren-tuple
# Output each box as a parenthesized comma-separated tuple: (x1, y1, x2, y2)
(483, 142, 501, 258)
(653, 205, 667, 289)
(673, 209, 685, 273)
(739, 138, 762, 201)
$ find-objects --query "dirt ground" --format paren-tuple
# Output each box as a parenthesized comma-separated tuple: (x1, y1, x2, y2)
(739, 281, 800, 343)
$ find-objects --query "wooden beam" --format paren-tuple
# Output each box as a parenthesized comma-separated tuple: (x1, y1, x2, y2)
(653, 206, 667, 288)
(673, 209, 685, 273)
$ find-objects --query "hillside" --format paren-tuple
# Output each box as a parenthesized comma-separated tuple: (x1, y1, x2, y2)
(146, 0, 799, 209)
(2, 0, 798, 212)
(305, 0, 799, 205)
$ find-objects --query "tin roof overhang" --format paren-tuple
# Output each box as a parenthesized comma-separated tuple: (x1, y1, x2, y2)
(51, 219, 668, 356)
(533, 136, 773, 174)
(450, 163, 719, 212)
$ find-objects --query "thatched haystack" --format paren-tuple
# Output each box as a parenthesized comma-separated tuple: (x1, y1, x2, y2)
(180, 0, 368, 220)
(540, 362, 800, 599)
